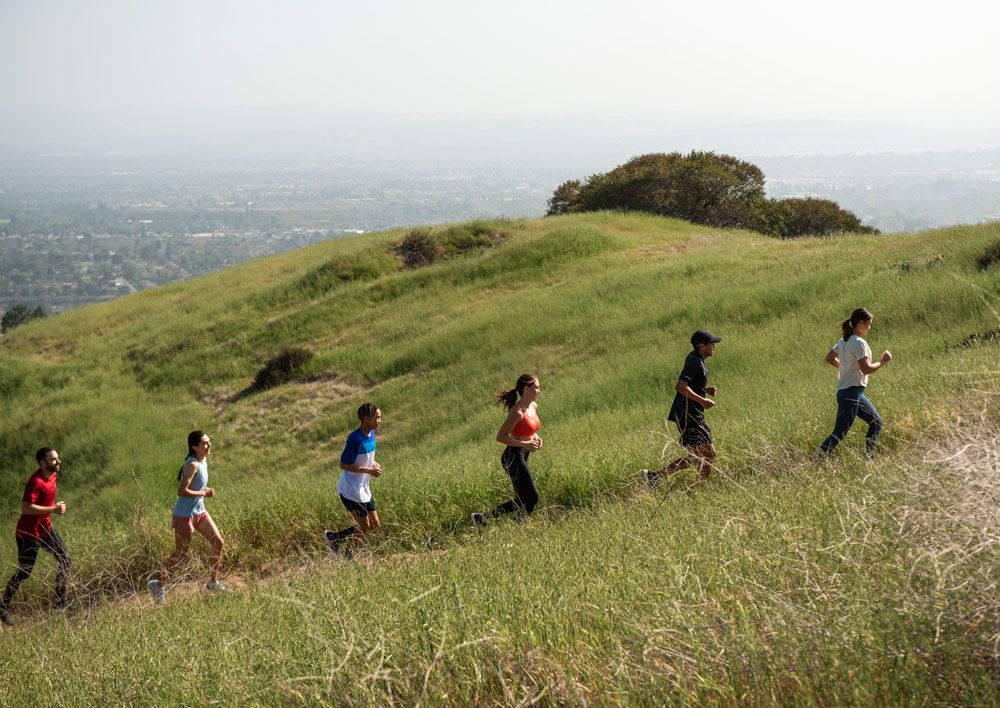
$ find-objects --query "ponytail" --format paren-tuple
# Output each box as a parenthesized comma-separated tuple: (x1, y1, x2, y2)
(496, 373, 536, 410)
(841, 308, 873, 341)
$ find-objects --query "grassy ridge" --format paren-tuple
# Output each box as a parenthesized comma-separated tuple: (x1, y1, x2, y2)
(0, 213, 999, 702)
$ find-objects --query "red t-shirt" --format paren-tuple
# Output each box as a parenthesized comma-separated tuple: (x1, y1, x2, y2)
(15, 469, 57, 539)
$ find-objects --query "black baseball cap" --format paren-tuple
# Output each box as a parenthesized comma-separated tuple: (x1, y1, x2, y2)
(691, 330, 722, 347)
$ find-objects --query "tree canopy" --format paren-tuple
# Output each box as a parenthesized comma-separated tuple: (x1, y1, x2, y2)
(1, 303, 46, 334)
(548, 151, 877, 238)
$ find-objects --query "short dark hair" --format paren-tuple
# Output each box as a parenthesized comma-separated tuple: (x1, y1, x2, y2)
(357, 402, 378, 419)
(36, 447, 55, 463)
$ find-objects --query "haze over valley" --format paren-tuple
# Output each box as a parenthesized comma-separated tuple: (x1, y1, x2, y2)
(3, 110, 1000, 311)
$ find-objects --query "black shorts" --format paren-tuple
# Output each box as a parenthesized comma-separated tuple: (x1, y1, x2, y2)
(339, 495, 376, 517)
(676, 416, 713, 447)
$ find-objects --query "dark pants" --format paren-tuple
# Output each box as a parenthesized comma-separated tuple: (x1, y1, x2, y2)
(820, 385, 883, 455)
(2, 530, 71, 608)
(493, 446, 539, 517)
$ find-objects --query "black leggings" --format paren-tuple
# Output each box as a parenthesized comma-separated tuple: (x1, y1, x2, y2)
(2, 530, 71, 608)
(493, 446, 539, 517)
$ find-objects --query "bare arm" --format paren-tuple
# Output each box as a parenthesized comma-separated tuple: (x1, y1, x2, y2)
(825, 350, 840, 369)
(496, 407, 541, 450)
(177, 461, 213, 498)
(858, 350, 892, 375)
(340, 460, 382, 477)
(21, 500, 66, 515)
(676, 379, 714, 409)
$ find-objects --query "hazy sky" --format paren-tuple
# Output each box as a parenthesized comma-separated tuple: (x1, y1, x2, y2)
(1, 0, 998, 130)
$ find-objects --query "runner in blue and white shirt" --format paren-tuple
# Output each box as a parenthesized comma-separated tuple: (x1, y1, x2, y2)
(325, 403, 382, 554)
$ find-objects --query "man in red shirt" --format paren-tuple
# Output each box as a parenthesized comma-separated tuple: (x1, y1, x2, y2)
(0, 447, 71, 627)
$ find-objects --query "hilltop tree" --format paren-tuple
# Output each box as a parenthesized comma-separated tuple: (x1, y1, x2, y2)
(1, 303, 47, 334)
(547, 151, 875, 237)
(546, 179, 582, 216)
(550, 152, 766, 229)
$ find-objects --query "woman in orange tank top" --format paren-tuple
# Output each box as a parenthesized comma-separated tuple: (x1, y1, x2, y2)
(471, 373, 542, 527)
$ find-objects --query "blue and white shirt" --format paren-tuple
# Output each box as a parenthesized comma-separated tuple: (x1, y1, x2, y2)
(172, 456, 207, 518)
(337, 428, 376, 503)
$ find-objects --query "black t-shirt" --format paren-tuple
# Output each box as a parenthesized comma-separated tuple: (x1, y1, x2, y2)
(668, 350, 708, 422)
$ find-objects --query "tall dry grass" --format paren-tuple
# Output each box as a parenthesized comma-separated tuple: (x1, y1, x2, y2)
(893, 397, 1000, 670)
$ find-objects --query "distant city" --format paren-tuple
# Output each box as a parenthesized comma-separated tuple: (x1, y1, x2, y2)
(0, 157, 558, 311)
(2, 112, 1000, 313)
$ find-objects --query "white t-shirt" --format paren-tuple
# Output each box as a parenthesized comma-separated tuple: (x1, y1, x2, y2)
(832, 335, 872, 389)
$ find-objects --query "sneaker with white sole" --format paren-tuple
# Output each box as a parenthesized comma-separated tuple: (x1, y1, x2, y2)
(147, 579, 166, 605)
(641, 469, 660, 489)
(204, 580, 229, 593)
(470, 512, 486, 528)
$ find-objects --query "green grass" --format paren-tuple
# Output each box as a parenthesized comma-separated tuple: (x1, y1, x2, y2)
(1, 212, 999, 703)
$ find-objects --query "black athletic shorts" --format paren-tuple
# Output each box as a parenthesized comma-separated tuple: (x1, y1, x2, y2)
(339, 495, 376, 517)
(676, 415, 713, 447)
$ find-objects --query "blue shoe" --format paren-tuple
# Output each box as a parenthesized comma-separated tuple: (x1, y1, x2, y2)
(147, 579, 166, 605)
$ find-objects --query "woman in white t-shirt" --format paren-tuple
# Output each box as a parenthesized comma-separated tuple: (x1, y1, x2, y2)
(819, 308, 892, 456)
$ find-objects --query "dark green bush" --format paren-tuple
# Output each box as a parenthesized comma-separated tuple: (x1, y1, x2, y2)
(253, 347, 314, 389)
(547, 152, 766, 229)
(547, 152, 877, 237)
(1, 303, 46, 334)
(547, 180, 582, 216)
(762, 197, 879, 238)
(975, 238, 1000, 270)
(394, 229, 443, 268)
(393, 223, 509, 269)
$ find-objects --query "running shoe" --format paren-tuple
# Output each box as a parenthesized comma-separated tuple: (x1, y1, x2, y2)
(0, 605, 13, 627)
(470, 512, 486, 528)
(641, 469, 660, 489)
(204, 580, 229, 593)
(324, 529, 343, 555)
(147, 579, 166, 605)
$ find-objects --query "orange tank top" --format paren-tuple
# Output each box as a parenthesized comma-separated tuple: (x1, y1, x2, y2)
(511, 406, 540, 437)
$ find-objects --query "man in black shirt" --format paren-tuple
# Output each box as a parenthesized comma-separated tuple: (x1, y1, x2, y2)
(643, 330, 721, 485)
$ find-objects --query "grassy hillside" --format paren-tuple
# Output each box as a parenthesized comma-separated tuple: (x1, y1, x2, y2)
(1, 213, 998, 704)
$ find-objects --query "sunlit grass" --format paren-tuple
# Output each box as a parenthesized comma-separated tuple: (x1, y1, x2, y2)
(0, 213, 998, 702)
